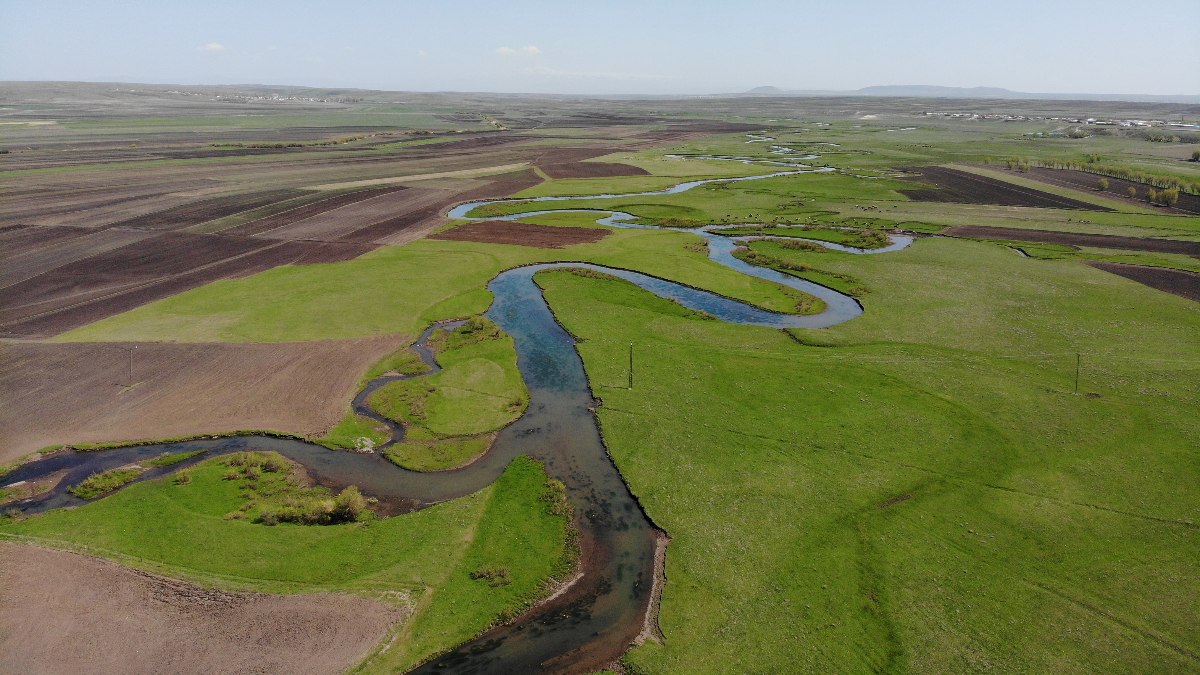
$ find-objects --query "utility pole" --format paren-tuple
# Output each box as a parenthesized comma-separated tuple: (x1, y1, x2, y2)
(628, 342, 634, 390)
(1074, 352, 1080, 395)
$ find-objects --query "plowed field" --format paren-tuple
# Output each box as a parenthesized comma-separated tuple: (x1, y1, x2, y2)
(0, 335, 403, 460)
(430, 220, 609, 248)
(0, 542, 402, 675)
(902, 166, 1114, 211)
(1087, 262, 1200, 301)
(941, 225, 1200, 254)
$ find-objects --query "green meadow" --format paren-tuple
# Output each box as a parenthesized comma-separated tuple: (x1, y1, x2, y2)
(10, 113, 1199, 673)
(1, 454, 571, 673)
(534, 235, 1199, 672)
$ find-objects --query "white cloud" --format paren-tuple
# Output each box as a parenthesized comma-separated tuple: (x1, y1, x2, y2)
(497, 45, 541, 56)
(417, 49, 428, 59)
(524, 65, 667, 81)
(198, 42, 227, 53)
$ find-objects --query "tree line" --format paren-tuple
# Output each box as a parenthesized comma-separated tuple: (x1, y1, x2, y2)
(989, 156, 1200, 196)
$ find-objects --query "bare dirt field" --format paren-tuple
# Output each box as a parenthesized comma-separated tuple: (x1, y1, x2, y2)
(0, 542, 402, 675)
(0, 225, 93, 256)
(530, 147, 648, 179)
(1087, 262, 1200, 301)
(0, 178, 222, 227)
(361, 168, 547, 247)
(540, 161, 649, 179)
(110, 188, 305, 231)
(0, 234, 375, 339)
(0, 335, 403, 461)
(258, 188, 450, 242)
(1025, 167, 1200, 215)
(219, 185, 409, 236)
(940, 225, 1200, 254)
(902, 166, 1114, 210)
(0, 228, 156, 288)
(431, 220, 610, 248)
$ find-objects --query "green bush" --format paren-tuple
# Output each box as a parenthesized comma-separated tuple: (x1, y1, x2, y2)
(69, 468, 144, 499)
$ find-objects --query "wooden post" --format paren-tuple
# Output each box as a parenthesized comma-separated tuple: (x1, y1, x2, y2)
(628, 342, 634, 390)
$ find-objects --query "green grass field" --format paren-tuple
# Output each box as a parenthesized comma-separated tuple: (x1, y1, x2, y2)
(12, 107, 1200, 672)
(368, 318, 527, 470)
(55, 227, 816, 343)
(0, 454, 571, 672)
(533, 237, 1199, 672)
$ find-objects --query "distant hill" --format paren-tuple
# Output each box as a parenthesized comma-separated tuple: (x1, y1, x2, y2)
(741, 85, 1200, 104)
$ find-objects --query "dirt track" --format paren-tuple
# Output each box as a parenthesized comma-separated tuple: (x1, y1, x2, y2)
(0, 542, 402, 675)
(1087, 262, 1200, 302)
(0, 336, 403, 461)
(431, 221, 609, 248)
(941, 225, 1200, 255)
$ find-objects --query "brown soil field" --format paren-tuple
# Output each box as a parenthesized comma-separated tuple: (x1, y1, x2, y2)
(431, 221, 609, 248)
(46, 232, 271, 278)
(266, 239, 376, 264)
(1024, 166, 1200, 215)
(0, 179, 222, 226)
(1, 230, 150, 289)
(532, 147, 649, 178)
(111, 189, 306, 230)
(0, 239, 372, 338)
(219, 185, 409, 236)
(458, 167, 544, 197)
(0, 164, 543, 338)
(0, 225, 93, 256)
(532, 147, 625, 164)
(1087, 262, 1200, 302)
(0, 542, 403, 675)
(347, 169, 546, 246)
(902, 166, 1114, 211)
(0, 335, 403, 461)
(940, 225, 1200, 255)
(254, 188, 446, 242)
(540, 161, 649, 179)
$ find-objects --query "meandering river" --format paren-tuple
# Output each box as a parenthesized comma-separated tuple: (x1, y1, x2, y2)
(5, 168, 911, 673)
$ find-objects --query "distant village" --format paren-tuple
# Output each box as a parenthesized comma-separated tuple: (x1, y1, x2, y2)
(115, 87, 361, 104)
(921, 110, 1199, 129)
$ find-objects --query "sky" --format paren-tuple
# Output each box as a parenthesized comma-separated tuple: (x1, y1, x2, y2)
(1, 0, 1197, 96)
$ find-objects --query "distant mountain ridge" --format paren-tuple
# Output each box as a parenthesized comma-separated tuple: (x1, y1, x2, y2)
(740, 85, 1200, 104)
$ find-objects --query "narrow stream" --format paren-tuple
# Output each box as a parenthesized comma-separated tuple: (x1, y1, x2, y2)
(5, 166, 912, 673)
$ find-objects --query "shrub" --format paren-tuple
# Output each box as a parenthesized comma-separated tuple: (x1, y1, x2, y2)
(69, 467, 144, 499)
(332, 486, 368, 522)
(470, 566, 512, 587)
(262, 455, 290, 473)
(1097, 178, 1109, 191)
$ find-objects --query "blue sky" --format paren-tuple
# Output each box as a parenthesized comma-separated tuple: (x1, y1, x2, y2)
(1, 0, 1196, 95)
